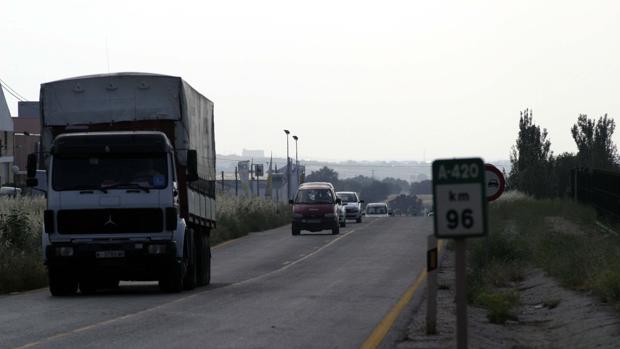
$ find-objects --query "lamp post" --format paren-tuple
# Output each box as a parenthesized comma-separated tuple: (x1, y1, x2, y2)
(293, 135, 299, 185)
(284, 129, 290, 201)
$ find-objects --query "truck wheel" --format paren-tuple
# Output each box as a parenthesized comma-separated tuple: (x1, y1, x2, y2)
(340, 219, 346, 228)
(49, 269, 78, 296)
(196, 231, 211, 287)
(183, 229, 197, 290)
(160, 262, 184, 293)
(356, 216, 362, 223)
(292, 226, 300, 236)
(332, 225, 340, 235)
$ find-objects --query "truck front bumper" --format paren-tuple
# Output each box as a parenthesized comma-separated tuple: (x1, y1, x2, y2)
(46, 241, 179, 281)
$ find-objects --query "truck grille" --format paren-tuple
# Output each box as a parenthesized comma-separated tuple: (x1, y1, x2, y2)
(57, 208, 163, 234)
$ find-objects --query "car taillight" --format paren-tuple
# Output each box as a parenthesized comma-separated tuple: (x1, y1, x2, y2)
(44, 210, 54, 234)
(165, 207, 177, 231)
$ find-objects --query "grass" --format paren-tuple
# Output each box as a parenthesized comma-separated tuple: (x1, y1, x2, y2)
(466, 191, 620, 321)
(210, 194, 291, 245)
(0, 194, 290, 294)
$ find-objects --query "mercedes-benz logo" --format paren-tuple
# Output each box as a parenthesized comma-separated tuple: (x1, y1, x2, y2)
(104, 214, 117, 227)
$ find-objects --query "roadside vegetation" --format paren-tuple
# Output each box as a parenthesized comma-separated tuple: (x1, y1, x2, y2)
(467, 191, 620, 323)
(211, 194, 290, 245)
(0, 197, 47, 294)
(0, 195, 289, 294)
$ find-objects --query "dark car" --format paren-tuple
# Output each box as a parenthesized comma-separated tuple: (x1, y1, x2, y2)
(289, 182, 344, 235)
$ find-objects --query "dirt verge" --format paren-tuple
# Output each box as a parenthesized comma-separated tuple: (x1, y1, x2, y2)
(395, 249, 620, 348)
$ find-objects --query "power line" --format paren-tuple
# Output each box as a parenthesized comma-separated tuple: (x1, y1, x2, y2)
(0, 78, 27, 101)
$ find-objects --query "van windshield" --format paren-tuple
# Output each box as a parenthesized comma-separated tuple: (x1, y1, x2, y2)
(295, 189, 334, 204)
(337, 193, 357, 203)
(52, 153, 168, 191)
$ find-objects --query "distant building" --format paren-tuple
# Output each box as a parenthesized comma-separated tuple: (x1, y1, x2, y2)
(0, 87, 14, 185)
(242, 149, 265, 158)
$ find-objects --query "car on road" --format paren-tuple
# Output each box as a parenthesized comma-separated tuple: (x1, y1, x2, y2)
(364, 202, 391, 217)
(336, 191, 364, 223)
(290, 182, 345, 235)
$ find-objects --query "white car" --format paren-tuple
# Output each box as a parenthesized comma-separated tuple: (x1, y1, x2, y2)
(364, 202, 391, 217)
(336, 191, 364, 223)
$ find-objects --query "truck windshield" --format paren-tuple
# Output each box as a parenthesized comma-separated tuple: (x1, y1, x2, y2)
(52, 153, 168, 191)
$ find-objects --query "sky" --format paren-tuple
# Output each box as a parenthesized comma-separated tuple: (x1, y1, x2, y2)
(1, 0, 620, 162)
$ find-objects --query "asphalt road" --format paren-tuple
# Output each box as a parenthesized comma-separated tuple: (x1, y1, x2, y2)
(0, 216, 432, 349)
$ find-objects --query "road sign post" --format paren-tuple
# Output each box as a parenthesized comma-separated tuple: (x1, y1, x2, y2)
(432, 158, 487, 349)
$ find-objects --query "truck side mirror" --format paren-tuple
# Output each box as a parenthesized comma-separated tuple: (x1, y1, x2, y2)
(26, 153, 38, 187)
(187, 150, 198, 182)
(288, 199, 294, 205)
(360, 200, 365, 203)
(336, 198, 342, 204)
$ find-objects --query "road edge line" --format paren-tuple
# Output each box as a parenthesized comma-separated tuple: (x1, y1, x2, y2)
(359, 239, 445, 349)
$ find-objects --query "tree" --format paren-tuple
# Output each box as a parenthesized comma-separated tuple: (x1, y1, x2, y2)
(571, 114, 618, 170)
(410, 180, 432, 195)
(305, 166, 339, 184)
(509, 109, 554, 198)
(552, 152, 578, 198)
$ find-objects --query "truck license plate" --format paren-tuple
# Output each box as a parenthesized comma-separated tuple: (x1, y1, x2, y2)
(96, 250, 125, 258)
(304, 219, 321, 224)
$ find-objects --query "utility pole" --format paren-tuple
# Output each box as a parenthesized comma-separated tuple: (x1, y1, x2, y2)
(293, 135, 299, 185)
(284, 129, 290, 201)
(235, 166, 238, 197)
(221, 171, 224, 192)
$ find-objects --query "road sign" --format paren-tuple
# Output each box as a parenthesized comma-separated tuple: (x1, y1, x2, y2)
(432, 158, 488, 238)
(485, 164, 505, 201)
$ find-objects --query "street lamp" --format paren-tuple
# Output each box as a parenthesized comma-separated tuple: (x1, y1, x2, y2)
(292, 135, 299, 185)
(284, 129, 290, 201)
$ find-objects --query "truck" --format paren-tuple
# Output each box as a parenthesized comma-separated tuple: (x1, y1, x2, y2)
(26, 73, 216, 296)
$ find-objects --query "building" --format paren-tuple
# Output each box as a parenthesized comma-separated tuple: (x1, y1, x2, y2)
(13, 101, 41, 172)
(0, 87, 14, 185)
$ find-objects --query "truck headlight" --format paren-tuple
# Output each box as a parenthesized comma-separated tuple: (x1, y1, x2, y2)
(148, 244, 167, 255)
(324, 213, 335, 218)
(55, 246, 74, 257)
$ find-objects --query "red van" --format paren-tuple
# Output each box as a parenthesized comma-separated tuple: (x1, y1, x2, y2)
(289, 182, 345, 235)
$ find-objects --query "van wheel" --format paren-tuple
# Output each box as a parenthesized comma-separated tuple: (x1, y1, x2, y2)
(356, 217, 362, 223)
(332, 226, 340, 235)
(292, 227, 300, 236)
(340, 219, 346, 228)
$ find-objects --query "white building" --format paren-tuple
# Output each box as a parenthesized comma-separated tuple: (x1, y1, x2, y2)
(0, 87, 14, 185)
